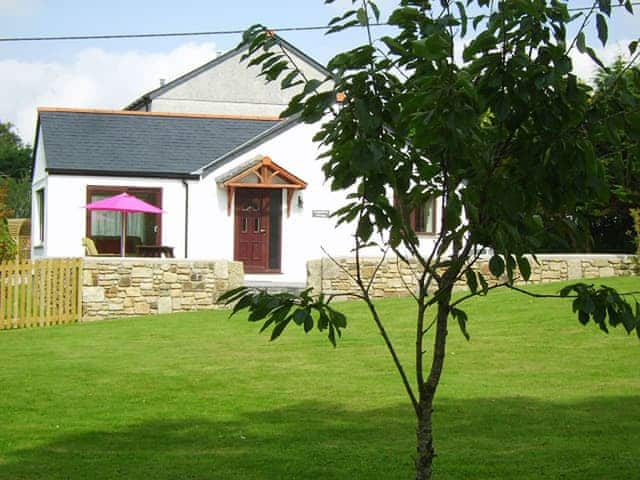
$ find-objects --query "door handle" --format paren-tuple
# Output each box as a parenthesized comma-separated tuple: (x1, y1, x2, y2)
(260, 229, 266, 233)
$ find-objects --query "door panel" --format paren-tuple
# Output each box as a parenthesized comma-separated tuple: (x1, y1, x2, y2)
(234, 189, 270, 272)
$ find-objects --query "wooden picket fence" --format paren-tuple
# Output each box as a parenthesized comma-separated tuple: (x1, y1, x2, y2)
(0, 258, 82, 330)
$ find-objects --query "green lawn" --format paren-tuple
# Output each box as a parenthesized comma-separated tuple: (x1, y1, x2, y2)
(0, 277, 639, 479)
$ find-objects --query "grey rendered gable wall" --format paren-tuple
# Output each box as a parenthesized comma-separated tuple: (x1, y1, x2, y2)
(130, 40, 331, 117)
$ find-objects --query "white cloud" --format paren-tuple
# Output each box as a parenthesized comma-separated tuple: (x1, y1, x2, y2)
(569, 40, 633, 84)
(0, 42, 219, 143)
(0, 0, 42, 16)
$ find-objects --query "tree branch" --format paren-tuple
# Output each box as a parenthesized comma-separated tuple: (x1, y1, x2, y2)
(363, 293, 420, 414)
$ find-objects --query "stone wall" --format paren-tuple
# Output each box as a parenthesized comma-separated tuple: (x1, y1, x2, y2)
(82, 258, 243, 320)
(307, 254, 638, 298)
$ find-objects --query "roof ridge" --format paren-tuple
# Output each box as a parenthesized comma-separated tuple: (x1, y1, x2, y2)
(37, 107, 281, 122)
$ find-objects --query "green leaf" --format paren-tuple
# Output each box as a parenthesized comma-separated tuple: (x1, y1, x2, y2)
(280, 70, 300, 89)
(357, 215, 374, 241)
(264, 61, 289, 81)
(478, 273, 489, 295)
(576, 31, 587, 53)
(270, 318, 291, 341)
(465, 269, 478, 294)
(231, 294, 253, 316)
(585, 46, 607, 70)
(247, 52, 274, 68)
(218, 286, 249, 303)
(456, 1, 468, 37)
(624, 0, 634, 13)
(329, 308, 347, 328)
(506, 255, 516, 285)
(472, 14, 485, 30)
(293, 308, 308, 325)
(597, 0, 611, 16)
(596, 14, 608, 45)
(463, 30, 497, 61)
(328, 324, 337, 347)
(303, 312, 314, 333)
(516, 256, 532, 282)
(367, 1, 380, 22)
(356, 7, 368, 26)
(451, 308, 470, 340)
(303, 79, 323, 95)
(488, 255, 505, 278)
(412, 34, 451, 61)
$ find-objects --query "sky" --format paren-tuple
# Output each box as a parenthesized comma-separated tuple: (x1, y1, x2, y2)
(0, 0, 637, 144)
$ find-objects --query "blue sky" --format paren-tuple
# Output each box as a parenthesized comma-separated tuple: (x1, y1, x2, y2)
(0, 0, 637, 143)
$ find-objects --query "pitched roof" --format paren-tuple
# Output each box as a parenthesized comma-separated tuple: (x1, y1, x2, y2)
(37, 108, 280, 179)
(125, 35, 330, 111)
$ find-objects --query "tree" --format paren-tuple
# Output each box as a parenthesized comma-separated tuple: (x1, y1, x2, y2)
(537, 58, 640, 253)
(0, 121, 33, 218)
(2, 176, 32, 218)
(0, 184, 16, 262)
(587, 59, 640, 252)
(0, 122, 32, 179)
(221, 1, 640, 479)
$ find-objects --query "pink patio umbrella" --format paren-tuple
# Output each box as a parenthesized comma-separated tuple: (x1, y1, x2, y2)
(85, 192, 163, 256)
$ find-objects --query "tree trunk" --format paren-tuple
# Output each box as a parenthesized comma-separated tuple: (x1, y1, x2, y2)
(415, 397, 435, 480)
(415, 290, 451, 480)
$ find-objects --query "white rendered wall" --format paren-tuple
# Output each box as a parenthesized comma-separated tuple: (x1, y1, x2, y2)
(150, 48, 327, 116)
(190, 120, 442, 284)
(31, 129, 47, 258)
(35, 175, 187, 259)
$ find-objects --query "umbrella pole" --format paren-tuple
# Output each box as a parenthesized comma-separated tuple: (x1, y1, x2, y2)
(121, 212, 126, 257)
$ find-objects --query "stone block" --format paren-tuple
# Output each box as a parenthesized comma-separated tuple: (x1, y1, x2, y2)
(157, 297, 172, 315)
(83, 287, 105, 303)
(228, 262, 244, 287)
(108, 301, 123, 311)
(82, 270, 95, 287)
(134, 302, 150, 315)
(321, 258, 341, 279)
(131, 267, 153, 279)
(172, 297, 182, 311)
(125, 287, 141, 297)
(213, 261, 228, 278)
(598, 266, 615, 278)
(105, 286, 119, 298)
(163, 272, 178, 283)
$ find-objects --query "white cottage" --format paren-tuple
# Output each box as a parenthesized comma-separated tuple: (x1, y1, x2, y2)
(31, 37, 440, 285)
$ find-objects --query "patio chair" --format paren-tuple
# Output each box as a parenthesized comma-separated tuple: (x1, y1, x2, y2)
(82, 237, 118, 257)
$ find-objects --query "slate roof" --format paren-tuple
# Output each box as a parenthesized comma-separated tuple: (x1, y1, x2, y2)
(37, 109, 281, 179)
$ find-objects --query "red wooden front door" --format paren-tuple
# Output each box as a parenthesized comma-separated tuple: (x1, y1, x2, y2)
(234, 189, 270, 273)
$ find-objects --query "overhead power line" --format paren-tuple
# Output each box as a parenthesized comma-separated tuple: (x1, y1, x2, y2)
(0, 3, 637, 44)
(0, 24, 347, 43)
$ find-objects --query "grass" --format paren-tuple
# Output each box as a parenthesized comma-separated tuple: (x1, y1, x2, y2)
(0, 277, 639, 479)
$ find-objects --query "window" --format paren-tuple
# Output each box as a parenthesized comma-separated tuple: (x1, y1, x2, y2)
(412, 198, 436, 235)
(86, 186, 162, 255)
(36, 188, 45, 243)
(396, 196, 437, 235)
